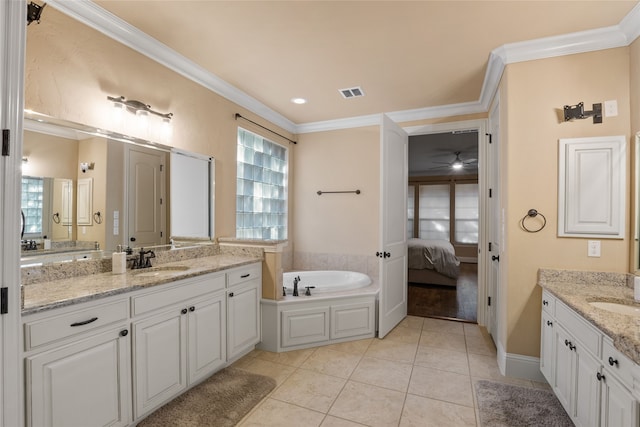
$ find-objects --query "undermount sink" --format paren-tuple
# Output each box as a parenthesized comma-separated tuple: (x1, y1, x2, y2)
(588, 301, 640, 317)
(133, 265, 190, 278)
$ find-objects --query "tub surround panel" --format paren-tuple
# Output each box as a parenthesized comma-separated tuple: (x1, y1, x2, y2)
(293, 251, 379, 280)
(538, 268, 639, 365)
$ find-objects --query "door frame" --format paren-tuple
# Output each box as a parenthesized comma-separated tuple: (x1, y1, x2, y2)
(403, 119, 489, 326)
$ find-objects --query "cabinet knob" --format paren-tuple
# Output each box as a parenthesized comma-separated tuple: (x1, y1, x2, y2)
(189, 306, 195, 312)
(608, 357, 619, 367)
(229, 292, 234, 297)
(120, 329, 128, 337)
(596, 372, 605, 382)
(181, 308, 188, 314)
(564, 339, 569, 346)
(543, 300, 548, 306)
(546, 320, 553, 326)
(569, 343, 576, 351)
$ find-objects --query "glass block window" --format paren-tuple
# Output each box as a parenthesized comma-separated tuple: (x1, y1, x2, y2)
(236, 128, 288, 240)
(418, 184, 450, 240)
(22, 176, 44, 235)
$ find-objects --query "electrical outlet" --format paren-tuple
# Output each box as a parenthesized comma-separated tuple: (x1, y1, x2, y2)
(588, 240, 601, 257)
(604, 100, 618, 117)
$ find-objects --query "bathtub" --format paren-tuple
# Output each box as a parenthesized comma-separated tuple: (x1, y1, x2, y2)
(283, 270, 372, 295)
(260, 270, 378, 352)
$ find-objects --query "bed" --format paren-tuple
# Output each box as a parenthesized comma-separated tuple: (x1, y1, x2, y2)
(407, 238, 460, 286)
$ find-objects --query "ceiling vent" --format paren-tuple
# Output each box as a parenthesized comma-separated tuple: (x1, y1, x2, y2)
(339, 87, 365, 99)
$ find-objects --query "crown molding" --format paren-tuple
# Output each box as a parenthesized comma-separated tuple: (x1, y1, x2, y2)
(46, 0, 297, 134)
(46, 1, 640, 135)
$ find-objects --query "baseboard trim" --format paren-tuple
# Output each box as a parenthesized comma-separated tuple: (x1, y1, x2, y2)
(495, 341, 546, 382)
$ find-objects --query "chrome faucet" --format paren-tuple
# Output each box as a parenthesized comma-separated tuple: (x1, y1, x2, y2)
(292, 275, 301, 296)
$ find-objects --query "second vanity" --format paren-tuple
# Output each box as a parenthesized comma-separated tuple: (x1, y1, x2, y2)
(21, 251, 262, 427)
(538, 269, 640, 427)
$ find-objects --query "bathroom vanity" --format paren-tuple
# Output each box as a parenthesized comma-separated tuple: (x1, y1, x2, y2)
(21, 255, 262, 427)
(538, 270, 640, 427)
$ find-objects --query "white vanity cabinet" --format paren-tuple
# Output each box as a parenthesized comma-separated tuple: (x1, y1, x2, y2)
(24, 298, 131, 427)
(226, 263, 262, 360)
(131, 273, 227, 418)
(540, 290, 640, 427)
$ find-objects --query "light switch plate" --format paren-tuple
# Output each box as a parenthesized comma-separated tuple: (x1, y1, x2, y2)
(588, 240, 601, 257)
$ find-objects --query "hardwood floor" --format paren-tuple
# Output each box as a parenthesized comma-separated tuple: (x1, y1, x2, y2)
(407, 263, 478, 322)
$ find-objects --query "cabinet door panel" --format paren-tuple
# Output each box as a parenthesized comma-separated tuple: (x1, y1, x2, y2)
(601, 372, 639, 427)
(27, 327, 130, 427)
(540, 312, 555, 384)
(134, 310, 187, 418)
(227, 281, 260, 359)
(188, 294, 226, 384)
(574, 347, 600, 427)
(553, 326, 574, 416)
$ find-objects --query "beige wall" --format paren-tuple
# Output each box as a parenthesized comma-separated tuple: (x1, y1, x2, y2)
(25, 6, 295, 241)
(76, 137, 107, 249)
(502, 47, 631, 357)
(22, 131, 78, 181)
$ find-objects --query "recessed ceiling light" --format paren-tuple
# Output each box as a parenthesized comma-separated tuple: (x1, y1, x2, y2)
(291, 97, 307, 104)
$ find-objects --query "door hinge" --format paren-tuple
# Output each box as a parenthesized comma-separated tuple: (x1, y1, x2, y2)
(2, 129, 10, 156)
(160, 231, 163, 238)
(486, 133, 492, 144)
(160, 164, 164, 172)
(160, 198, 163, 205)
(0, 287, 8, 314)
(487, 296, 492, 307)
(488, 242, 492, 252)
(489, 188, 492, 198)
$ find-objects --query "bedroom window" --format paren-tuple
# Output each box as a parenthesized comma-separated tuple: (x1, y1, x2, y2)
(236, 128, 288, 240)
(409, 180, 479, 245)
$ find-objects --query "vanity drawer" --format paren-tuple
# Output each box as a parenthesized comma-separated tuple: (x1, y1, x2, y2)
(555, 300, 601, 356)
(132, 273, 225, 316)
(541, 290, 555, 316)
(227, 263, 261, 288)
(602, 338, 635, 389)
(25, 299, 129, 350)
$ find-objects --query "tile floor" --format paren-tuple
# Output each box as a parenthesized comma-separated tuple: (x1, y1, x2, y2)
(232, 316, 550, 427)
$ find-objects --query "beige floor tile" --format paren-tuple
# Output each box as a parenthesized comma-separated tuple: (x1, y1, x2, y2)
(350, 356, 413, 392)
(239, 358, 296, 386)
(398, 315, 424, 330)
(239, 398, 325, 427)
(408, 365, 474, 407)
(530, 379, 553, 390)
(271, 369, 346, 413)
(414, 345, 469, 375)
(323, 338, 373, 355)
(400, 394, 477, 427)
(304, 347, 362, 378)
(365, 339, 418, 363)
(468, 354, 533, 387)
(465, 335, 497, 356)
(419, 330, 467, 352)
(462, 323, 484, 338)
(422, 318, 465, 335)
(321, 416, 368, 427)
(253, 348, 316, 367)
(329, 381, 406, 427)
(384, 325, 422, 344)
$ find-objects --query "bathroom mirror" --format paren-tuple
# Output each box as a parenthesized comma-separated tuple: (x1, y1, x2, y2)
(633, 134, 639, 272)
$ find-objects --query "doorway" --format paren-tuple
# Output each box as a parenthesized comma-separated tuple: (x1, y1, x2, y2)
(404, 121, 486, 324)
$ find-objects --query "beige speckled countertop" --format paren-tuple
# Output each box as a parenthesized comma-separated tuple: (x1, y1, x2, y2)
(22, 254, 262, 316)
(538, 269, 640, 365)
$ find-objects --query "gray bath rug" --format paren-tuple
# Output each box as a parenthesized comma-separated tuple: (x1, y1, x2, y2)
(138, 367, 276, 427)
(475, 380, 572, 427)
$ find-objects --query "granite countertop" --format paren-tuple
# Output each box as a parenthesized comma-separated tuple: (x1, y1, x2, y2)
(538, 269, 640, 365)
(22, 254, 262, 316)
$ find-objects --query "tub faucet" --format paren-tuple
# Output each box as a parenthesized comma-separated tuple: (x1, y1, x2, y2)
(293, 275, 301, 296)
(305, 286, 316, 296)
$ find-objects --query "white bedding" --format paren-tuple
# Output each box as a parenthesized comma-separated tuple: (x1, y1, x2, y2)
(407, 238, 460, 279)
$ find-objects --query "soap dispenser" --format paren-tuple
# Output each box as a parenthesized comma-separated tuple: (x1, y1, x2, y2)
(112, 245, 126, 275)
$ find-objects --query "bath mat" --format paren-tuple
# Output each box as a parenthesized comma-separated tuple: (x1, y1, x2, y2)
(137, 367, 276, 427)
(475, 380, 572, 427)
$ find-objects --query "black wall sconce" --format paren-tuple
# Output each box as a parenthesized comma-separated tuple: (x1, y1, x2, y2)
(563, 102, 602, 124)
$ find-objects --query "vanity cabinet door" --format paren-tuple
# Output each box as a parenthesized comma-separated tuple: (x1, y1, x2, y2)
(540, 311, 555, 384)
(574, 345, 601, 427)
(188, 293, 226, 384)
(26, 326, 131, 427)
(553, 324, 575, 416)
(600, 369, 639, 427)
(227, 279, 261, 360)
(133, 308, 187, 419)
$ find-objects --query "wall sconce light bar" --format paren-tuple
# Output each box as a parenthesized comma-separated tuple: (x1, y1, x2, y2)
(107, 96, 173, 121)
(563, 102, 602, 124)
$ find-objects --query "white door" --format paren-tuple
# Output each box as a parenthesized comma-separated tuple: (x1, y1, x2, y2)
(378, 114, 408, 338)
(487, 99, 500, 340)
(127, 147, 166, 248)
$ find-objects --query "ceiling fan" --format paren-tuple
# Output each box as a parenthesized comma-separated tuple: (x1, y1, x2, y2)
(433, 151, 477, 170)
